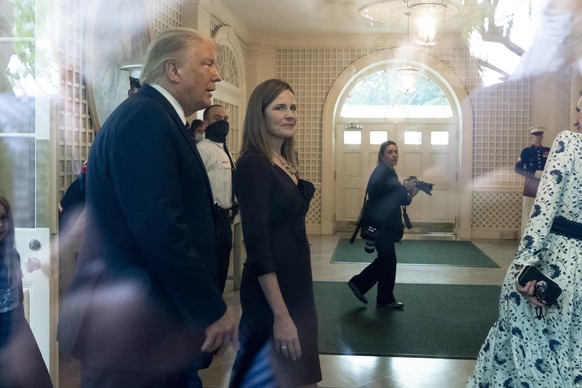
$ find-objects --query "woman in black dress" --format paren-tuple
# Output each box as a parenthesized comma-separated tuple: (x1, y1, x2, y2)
(0, 195, 52, 387)
(230, 79, 321, 387)
(348, 141, 418, 309)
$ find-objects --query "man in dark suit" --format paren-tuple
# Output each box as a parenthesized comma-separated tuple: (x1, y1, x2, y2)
(58, 28, 238, 387)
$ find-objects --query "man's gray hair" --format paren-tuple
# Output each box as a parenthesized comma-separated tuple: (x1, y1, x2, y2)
(140, 28, 217, 86)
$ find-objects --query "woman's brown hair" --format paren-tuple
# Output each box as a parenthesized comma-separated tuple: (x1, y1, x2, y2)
(0, 195, 22, 286)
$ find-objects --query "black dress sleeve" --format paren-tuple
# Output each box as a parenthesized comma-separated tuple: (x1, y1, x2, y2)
(235, 150, 278, 276)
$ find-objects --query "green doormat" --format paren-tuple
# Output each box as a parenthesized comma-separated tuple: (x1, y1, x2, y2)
(331, 238, 499, 268)
(314, 281, 501, 359)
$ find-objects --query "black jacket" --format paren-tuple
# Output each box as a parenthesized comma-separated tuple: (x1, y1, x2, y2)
(363, 162, 412, 237)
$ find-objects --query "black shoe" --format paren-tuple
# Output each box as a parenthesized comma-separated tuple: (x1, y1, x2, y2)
(376, 301, 404, 309)
(347, 280, 368, 304)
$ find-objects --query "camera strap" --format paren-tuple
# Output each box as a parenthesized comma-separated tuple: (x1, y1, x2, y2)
(350, 190, 369, 244)
(402, 206, 412, 229)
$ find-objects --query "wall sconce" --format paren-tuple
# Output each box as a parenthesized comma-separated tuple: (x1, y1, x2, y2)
(120, 64, 143, 97)
(345, 122, 363, 131)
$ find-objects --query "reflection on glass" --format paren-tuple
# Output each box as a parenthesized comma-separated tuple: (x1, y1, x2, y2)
(0, 95, 35, 133)
(370, 131, 387, 145)
(340, 68, 452, 119)
(404, 131, 422, 145)
(0, 137, 35, 227)
(344, 130, 361, 145)
(431, 131, 449, 145)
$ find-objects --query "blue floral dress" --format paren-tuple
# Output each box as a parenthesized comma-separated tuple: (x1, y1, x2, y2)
(468, 130, 582, 387)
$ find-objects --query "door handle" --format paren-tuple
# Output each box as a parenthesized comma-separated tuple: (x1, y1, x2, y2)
(29, 239, 41, 251)
(26, 257, 42, 273)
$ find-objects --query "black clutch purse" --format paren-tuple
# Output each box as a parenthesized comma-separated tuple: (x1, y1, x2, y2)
(517, 265, 562, 306)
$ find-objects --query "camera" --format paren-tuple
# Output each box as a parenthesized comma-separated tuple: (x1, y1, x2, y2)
(360, 225, 380, 253)
(408, 176, 434, 196)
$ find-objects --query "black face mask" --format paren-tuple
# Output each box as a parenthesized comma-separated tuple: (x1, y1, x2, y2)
(204, 120, 230, 143)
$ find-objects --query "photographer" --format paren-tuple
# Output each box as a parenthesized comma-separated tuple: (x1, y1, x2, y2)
(348, 141, 419, 309)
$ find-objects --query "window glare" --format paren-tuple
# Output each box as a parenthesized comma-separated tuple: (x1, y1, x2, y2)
(404, 131, 422, 145)
(431, 131, 449, 145)
(340, 69, 452, 119)
(344, 130, 361, 145)
(370, 131, 388, 145)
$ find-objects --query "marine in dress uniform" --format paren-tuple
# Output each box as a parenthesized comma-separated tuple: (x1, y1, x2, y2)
(515, 126, 550, 234)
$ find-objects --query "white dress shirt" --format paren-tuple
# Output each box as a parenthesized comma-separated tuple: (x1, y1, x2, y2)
(197, 139, 234, 209)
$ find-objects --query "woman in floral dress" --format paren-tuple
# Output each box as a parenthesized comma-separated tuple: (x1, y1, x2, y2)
(468, 101, 582, 386)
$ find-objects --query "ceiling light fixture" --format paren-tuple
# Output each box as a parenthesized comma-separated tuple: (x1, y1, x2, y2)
(397, 11, 419, 94)
(406, 0, 447, 47)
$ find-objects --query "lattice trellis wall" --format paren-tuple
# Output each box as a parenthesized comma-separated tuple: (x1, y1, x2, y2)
(472, 191, 522, 229)
(470, 82, 533, 188)
(57, 0, 184, 201)
(147, 0, 183, 35)
(276, 45, 536, 230)
(277, 48, 378, 226)
(57, 0, 94, 198)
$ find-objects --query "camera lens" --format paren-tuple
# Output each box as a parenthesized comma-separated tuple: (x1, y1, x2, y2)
(364, 240, 375, 253)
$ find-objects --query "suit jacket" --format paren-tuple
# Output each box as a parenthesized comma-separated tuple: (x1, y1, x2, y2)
(58, 85, 225, 372)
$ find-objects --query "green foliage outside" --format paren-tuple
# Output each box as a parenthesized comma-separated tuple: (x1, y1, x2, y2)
(346, 69, 449, 108)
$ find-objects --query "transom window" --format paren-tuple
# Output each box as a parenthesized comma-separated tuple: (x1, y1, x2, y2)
(340, 68, 452, 119)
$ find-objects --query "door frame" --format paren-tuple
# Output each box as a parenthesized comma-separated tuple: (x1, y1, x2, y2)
(321, 48, 473, 238)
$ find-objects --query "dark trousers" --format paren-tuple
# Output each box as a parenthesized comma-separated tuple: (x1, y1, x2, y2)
(350, 233, 397, 305)
(215, 215, 233, 293)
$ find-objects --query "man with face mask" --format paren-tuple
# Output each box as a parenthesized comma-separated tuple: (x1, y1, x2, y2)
(197, 104, 237, 293)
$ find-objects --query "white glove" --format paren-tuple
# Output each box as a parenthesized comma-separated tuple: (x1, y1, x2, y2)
(534, 170, 543, 179)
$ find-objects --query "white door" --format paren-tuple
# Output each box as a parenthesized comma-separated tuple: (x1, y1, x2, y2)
(0, 0, 55, 373)
(335, 121, 457, 229)
(395, 122, 457, 226)
(15, 228, 51, 361)
(0, 95, 54, 375)
(335, 122, 396, 223)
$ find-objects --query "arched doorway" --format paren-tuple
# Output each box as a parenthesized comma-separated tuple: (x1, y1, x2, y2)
(321, 49, 473, 238)
(208, 25, 246, 156)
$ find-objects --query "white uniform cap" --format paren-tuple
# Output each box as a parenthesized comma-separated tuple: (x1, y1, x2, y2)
(529, 126, 544, 135)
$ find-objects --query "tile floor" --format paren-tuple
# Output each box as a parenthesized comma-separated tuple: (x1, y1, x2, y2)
(199, 233, 518, 388)
(59, 233, 518, 387)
